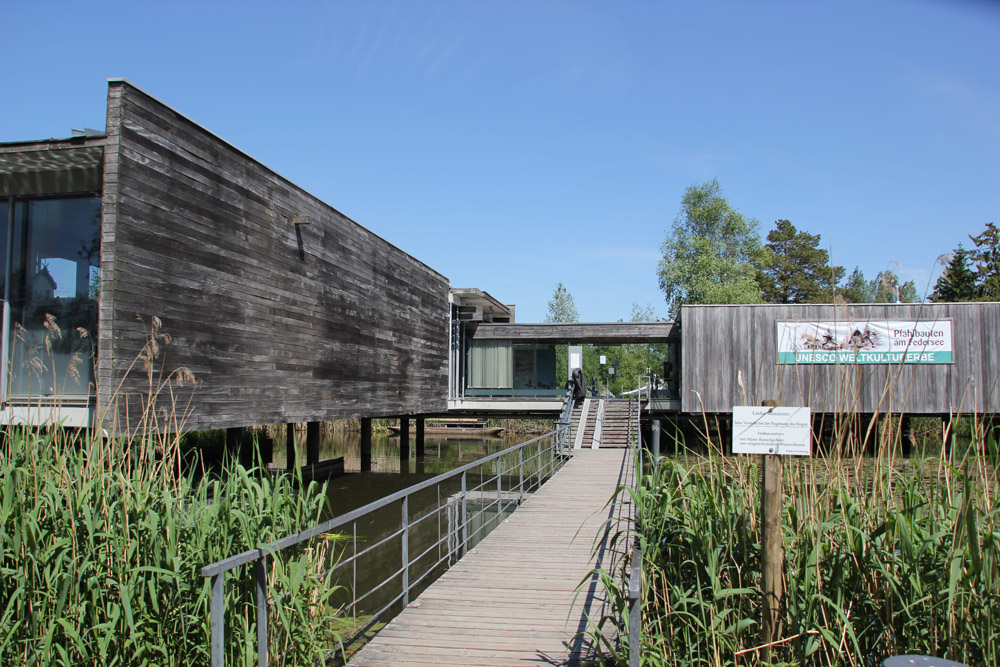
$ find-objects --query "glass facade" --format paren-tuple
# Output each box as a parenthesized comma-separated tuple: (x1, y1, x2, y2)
(3, 196, 101, 397)
(465, 340, 560, 397)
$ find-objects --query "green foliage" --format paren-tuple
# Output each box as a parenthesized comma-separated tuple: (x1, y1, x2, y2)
(658, 179, 767, 317)
(577, 303, 669, 396)
(759, 220, 844, 304)
(600, 431, 1000, 666)
(837, 266, 872, 303)
(0, 427, 340, 666)
(931, 244, 979, 302)
(544, 282, 579, 323)
(870, 269, 919, 303)
(838, 267, 919, 304)
(969, 221, 1000, 300)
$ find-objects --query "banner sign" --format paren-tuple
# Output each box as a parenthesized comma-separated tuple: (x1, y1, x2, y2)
(732, 406, 811, 456)
(776, 320, 953, 365)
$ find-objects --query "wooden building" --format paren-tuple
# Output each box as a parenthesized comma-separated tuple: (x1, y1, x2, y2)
(0, 80, 448, 432)
(680, 302, 1000, 416)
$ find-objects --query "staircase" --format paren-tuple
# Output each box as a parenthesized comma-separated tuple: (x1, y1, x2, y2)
(569, 398, 635, 449)
(600, 400, 633, 448)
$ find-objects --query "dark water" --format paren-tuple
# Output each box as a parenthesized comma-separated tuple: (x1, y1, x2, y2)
(275, 429, 552, 639)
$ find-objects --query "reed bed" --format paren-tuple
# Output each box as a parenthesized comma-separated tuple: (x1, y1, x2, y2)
(599, 418, 999, 666)
(0, 317, 344, 666)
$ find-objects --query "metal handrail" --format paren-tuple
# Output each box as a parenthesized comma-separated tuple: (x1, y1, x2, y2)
(200, 425, 573, 667)
(626, 398, 642, 667)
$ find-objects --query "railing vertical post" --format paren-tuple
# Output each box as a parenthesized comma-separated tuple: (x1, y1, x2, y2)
(538, 438, 542, 478)
(496, 459, 503, 523)
(256, 556, 268, 667)
(351, 519, 358, 630)
(401, 496, 410, 606)
(629, 534, 641, 667)
(518, 447, 524, 504)
(210, 572, 225, 667)
(460, 471, 468, 554)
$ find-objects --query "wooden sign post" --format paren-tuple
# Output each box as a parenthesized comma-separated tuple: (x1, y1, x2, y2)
(732, 401, 811, 659)
(760, 403, 784, 654)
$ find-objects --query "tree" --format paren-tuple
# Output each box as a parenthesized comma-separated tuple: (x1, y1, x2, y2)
(758, 220, 844, 303)
(930, 244, 978, 302)
(657, 179, 767, 317)
(871, 270, 918, 303)
(969, 222, 1000, 300)
(838, 267, 872, 303)
(544, 282, 579, 323)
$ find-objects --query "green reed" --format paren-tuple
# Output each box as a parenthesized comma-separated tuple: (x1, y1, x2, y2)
(0, 425, 343, 666)
(0, 315, 344, 666)
(600, 421, 999, 666)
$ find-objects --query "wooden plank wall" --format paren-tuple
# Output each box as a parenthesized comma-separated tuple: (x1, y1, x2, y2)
(680, 303, 1000, 415)
(470, 322, 680, 344)
(98, 81, 448, 432)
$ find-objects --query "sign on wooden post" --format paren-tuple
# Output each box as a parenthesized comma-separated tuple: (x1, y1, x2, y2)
(732, 402, 811, 656)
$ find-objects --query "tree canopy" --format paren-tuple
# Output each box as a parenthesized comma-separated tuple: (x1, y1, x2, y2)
(930, 244, 978, 302)
(870, 270, 919, 303)
(758, 219, 844, 303)
(657, 179, 766, 317)
(544, 282, 579, 323)
(969, 222, 1000, 300)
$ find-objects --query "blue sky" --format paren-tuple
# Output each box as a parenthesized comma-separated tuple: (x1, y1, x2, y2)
(4, 0, 998, 322)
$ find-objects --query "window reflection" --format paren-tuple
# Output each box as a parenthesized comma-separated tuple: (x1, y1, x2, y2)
(7, 196, 100, 397)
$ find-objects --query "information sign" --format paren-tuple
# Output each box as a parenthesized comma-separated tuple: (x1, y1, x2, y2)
(776, 320, 953, 365)
(732, 406, 811, 456)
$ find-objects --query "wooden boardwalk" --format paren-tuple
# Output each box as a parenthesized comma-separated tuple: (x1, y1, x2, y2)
(349, 447, 633, 667)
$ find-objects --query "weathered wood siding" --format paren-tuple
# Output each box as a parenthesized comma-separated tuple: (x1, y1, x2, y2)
(680, 303, 1000, 415)
(471, 322, 680, 344)
(99, 80, 448, 432)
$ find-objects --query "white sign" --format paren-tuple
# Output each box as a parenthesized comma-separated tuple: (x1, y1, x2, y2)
(776, 320, 953, 365)
(732, 406, 811, 456)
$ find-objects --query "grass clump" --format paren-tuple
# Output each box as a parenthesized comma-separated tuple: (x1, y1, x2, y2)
(0, 426, 341, 666)
(0, 315, 343, 666)
(605, 424, 999, 666)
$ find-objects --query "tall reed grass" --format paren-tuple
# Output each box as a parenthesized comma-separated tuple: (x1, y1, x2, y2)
(601, 419, 999, 666)
(0, 316, 343, 666)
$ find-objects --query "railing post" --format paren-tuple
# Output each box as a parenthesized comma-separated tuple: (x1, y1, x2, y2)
(629, 534, 641, 667)
(401, 496, 410, 606)
(538, 438, 542, 478)
(211, 572, 225, 667)
(460, 471, 468, 554)
(497, 460, 503, 523)
(518, 447, 524, 504)
(256, 556, 268, 667)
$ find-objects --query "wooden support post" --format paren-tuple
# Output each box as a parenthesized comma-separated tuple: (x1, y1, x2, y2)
(360, 418, 372, 472)
(651, 419, 661, 463)
(760, 400, 784, 657)
(306, 421, 320, 466)
(900, 415, 913, 458)
(416, 418, 425, 457)
(399, 417, 410, 463)
(258, 432, 273, 467)
(286, 423, 296, 472)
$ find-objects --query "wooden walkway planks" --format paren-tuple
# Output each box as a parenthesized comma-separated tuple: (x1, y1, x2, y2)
(349, 448, 633, 667)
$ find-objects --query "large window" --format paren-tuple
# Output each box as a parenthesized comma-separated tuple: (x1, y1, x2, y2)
(466, 341, 559, 397)
(4, 196, 101, 397)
